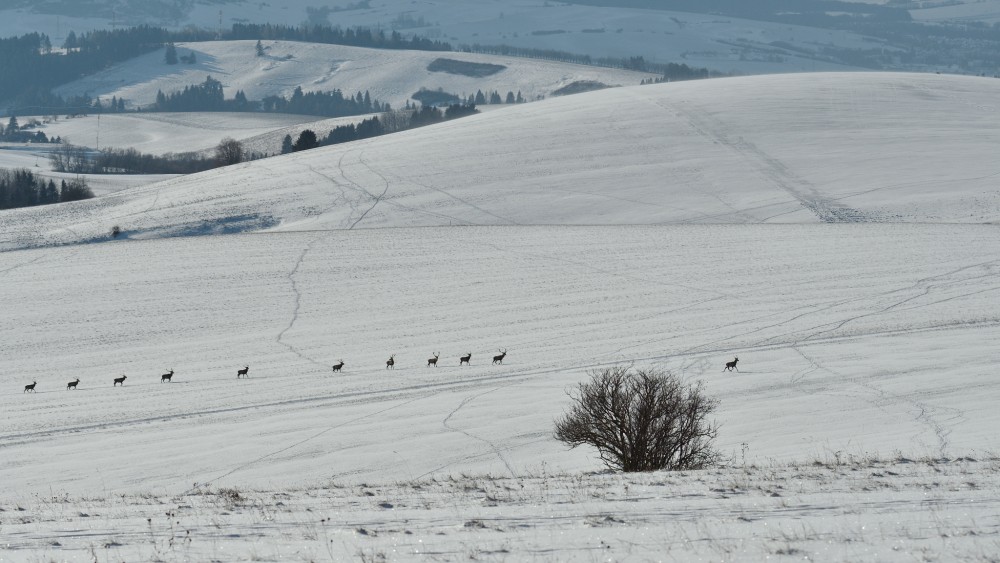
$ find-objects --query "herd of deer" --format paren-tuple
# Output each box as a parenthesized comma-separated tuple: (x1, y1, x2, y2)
(23, 368, 217, 393)
(21, 352, 740, 393)
(346, 348, 508, 372)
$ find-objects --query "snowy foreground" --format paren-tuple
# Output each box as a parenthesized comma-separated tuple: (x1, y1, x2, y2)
(2, 225, 1000, 560)
(4, 457, 998, 562)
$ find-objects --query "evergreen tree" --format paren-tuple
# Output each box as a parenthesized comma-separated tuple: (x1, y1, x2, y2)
(164, 42, 178, 64)
(281, 134, 293, 154)
(255, 39, 265, 56)
(63, 31, 78, 50)
(475, 90, 486, 104)
(292, 129, 318, 152)
(505, 91, 515, 104)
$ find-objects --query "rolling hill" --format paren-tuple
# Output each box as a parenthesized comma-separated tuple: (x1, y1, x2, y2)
(2, 70, 1000, 560)
(5, 71, 1000, 251)
(52, 40, 654, 111)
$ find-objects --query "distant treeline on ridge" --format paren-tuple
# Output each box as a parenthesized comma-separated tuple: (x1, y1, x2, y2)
(1, 22, 716, 117)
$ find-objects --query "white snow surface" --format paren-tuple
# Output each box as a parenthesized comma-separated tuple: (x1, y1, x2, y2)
(2, 71, 1000, 561)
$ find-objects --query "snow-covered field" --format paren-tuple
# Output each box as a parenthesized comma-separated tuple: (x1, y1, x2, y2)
(2, 72, 1000, 560)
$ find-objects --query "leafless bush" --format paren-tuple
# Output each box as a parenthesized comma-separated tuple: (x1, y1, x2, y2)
(215, 137, 245, 166)
(554, 365, 720, 472)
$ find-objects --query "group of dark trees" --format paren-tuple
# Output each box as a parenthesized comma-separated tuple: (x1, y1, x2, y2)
(150, 76, 390, 117)
(0, 116, 59, 143)
(460, 45, 715, 79)
(410, 88, 526, 108)
(164, 42, 197, 65)
(48, 144, 218, 175)
(0, 168, 92, 210)
(282, 102, 478, 155)
(230, 23, 450, 51)
(1, 27, 168, 113)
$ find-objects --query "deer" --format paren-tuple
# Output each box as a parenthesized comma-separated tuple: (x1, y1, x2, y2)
(67, 378, 80, 390)
(724, 357, 739, 372)
(386, 355, 395, 369)
(237, 365, 250, 379)
(427, 353, 440, 367)
(492, 348, 507, 365)
(332, 360, 345, 372)
(23, 381, 36, 393)
(160, 370, 174, 383)
(113, 374, 127, 386)
(459, 352, 472, 366)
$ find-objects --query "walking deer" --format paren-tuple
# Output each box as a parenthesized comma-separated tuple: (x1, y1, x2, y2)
(237, 366, 250, 378)
(459, 352, 472, 366)
(24, 381, 36, 393)
(332, 360, 345, 372)
(161, 370, 174, 382)
(492, 348, 507, 365)
(724, 357, 739, 372)
(427, 353, 439, 367)
(113, 374, 127, 386)
(386, 355, 395, 369)
(67, 378, 80, 390)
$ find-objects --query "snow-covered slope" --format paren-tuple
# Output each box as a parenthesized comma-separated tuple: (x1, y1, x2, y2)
(53, 40, 653, 111)
(5, 72, 1000, 251)
(3, 71, 1000, 560)
(33, 112, 322, 156)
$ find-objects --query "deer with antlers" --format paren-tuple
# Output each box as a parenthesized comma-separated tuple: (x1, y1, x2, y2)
(332, 360, 345, 372)
(459, 352, 472, 366)
(724, 357, 739, 372)
(113, 374, 127, 386)
(492, 348, 507, 365)
(67, 378, 80, 390)
(161, 370, 174, 383)
(427, 353, 440, 367)
(23, 381, 36, 393)
(386, 355, 395, 369)
(237, 365, 250, 379)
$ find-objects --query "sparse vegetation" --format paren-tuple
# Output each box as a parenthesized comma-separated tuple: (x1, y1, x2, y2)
(555, 365, 721, 472)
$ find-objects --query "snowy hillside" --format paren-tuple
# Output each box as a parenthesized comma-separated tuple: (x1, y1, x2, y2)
(5, 71, 1000, 251)
(53, 40, 653, 111)
(2, 70, 1000, 560)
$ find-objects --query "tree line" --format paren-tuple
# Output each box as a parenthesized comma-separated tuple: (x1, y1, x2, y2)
(282, 103, 479, 154)
(0, 168, 93, 210)
(151, 76, 390, 116)
(459, 44, 716, 80)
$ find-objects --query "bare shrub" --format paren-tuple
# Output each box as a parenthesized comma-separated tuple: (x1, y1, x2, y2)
(215, 137, 245, 166)
(554, 365, 720, 472)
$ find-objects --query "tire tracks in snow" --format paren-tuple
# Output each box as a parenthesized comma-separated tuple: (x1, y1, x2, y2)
(626, 89, 868, 223)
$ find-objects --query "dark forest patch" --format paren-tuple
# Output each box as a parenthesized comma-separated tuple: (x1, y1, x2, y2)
(427, 58, 506, 78)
